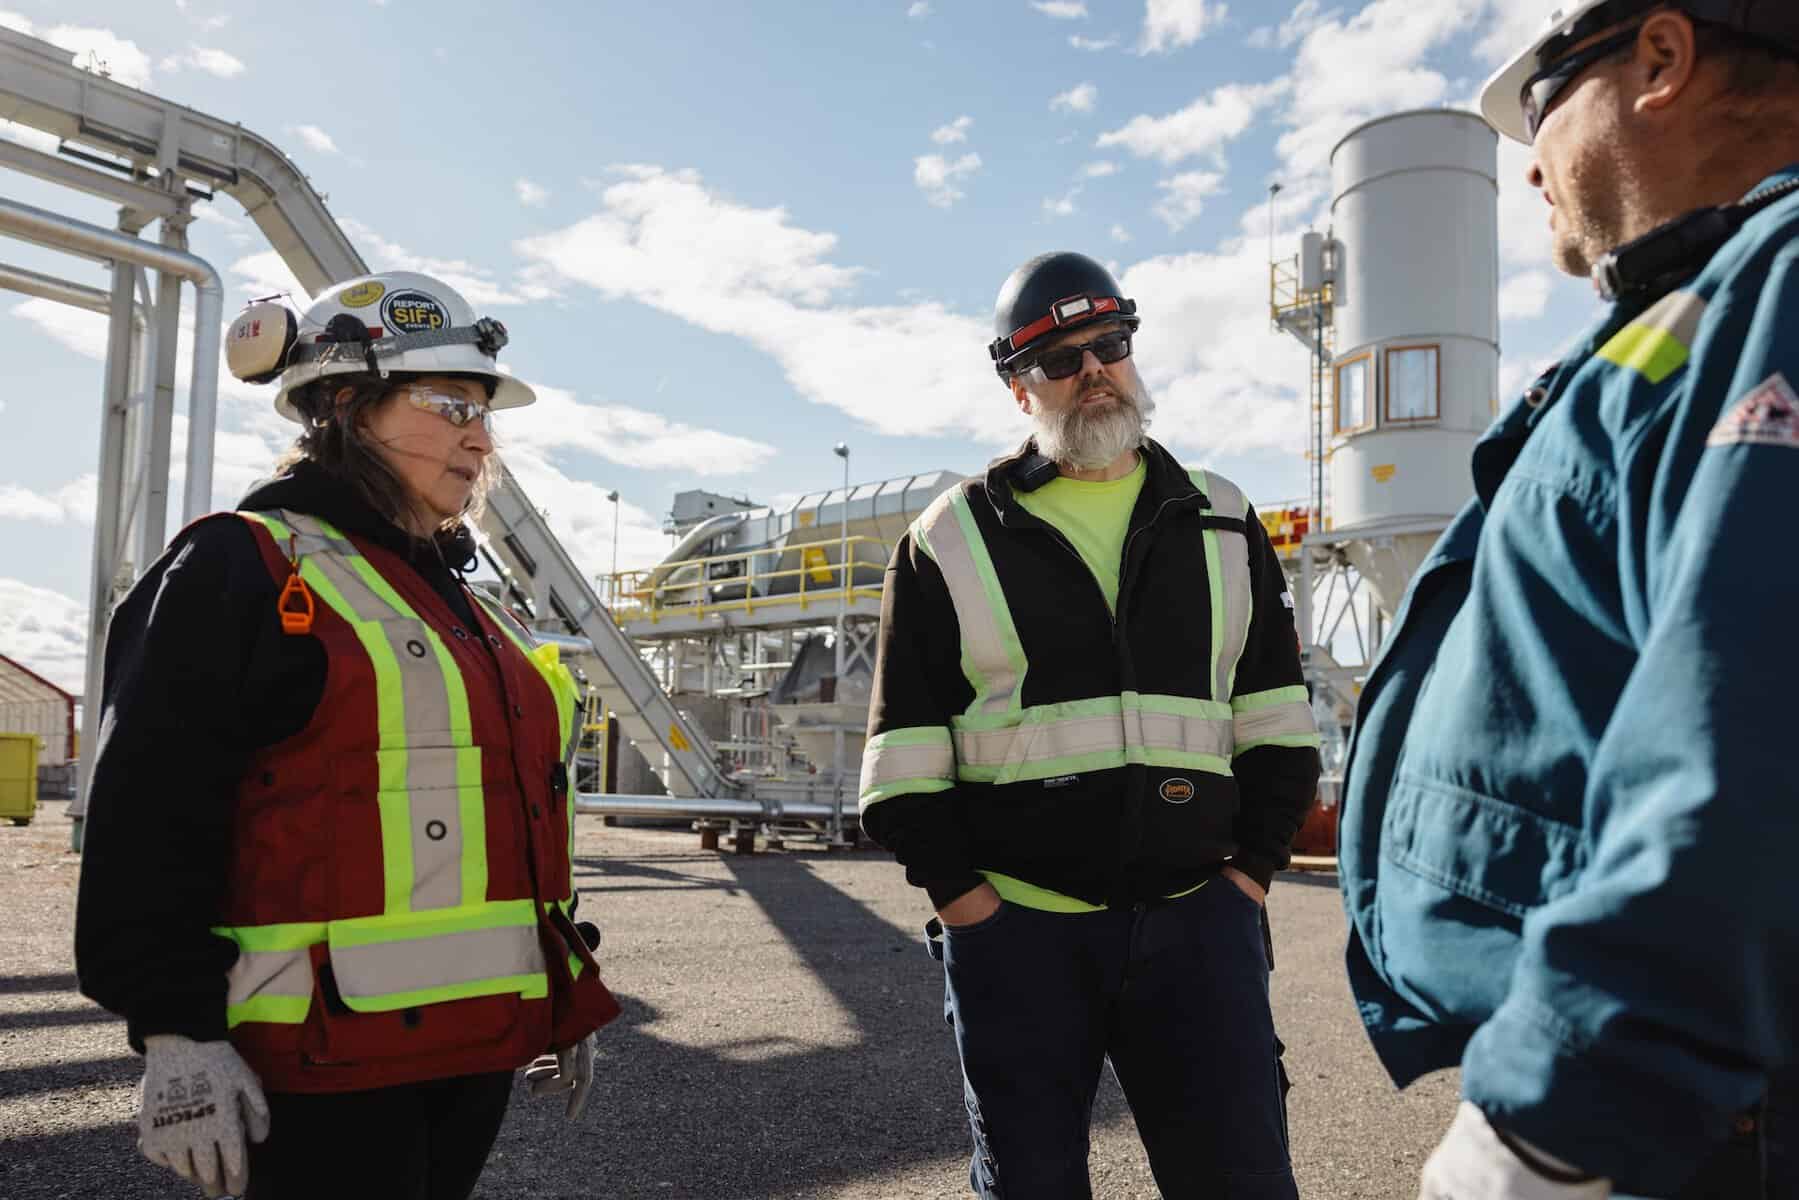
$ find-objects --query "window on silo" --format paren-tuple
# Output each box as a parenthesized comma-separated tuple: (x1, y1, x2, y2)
(1335, 353, 1372, 434)
(1386, 345, 1440, 422)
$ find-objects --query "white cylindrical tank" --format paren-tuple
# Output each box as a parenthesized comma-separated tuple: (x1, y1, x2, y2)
(1328, 108, 1498, 618)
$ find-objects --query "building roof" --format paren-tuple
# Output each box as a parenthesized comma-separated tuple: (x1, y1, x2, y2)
(0, 653, 77, 707)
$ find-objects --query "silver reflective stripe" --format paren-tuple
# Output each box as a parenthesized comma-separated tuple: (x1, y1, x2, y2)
(914, 489, 1025, 716)
(273, 511, 466, 912)
(859, 727, 955, 807)
(1635, 288, 1707, 348)
(954, 701, 1232, 770)
(1198, 471, 1253, 702)
(226, 948, 312, 1008)
(331, 923, 547, 1005)
(1233, 701, 1320, 751)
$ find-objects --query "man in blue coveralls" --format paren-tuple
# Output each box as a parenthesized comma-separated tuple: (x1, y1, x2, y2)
(1339, 3, 1798, 1198)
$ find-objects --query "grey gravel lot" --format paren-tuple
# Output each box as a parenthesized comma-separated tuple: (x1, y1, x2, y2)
(1, 801, 1457, 1198)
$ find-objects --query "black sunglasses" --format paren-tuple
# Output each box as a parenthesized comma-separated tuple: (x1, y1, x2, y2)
(1025, 330, 1133, 380)
(1522, 25, 1641, 141)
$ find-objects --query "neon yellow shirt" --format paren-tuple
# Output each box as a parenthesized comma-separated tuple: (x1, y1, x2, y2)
(1014, 456, 1146, 614)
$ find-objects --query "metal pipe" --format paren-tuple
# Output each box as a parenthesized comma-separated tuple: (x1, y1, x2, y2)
(574, 793, 764, 820)
(0, 261, 147, 326)
(0, 197, 224, 529)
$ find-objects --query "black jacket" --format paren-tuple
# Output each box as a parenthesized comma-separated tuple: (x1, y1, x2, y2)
(861, 439, 1320, 908)
(73, 461, 484, 1051)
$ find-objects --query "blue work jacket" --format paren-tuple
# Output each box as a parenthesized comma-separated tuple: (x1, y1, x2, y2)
(1339, 166, 1799, 1194)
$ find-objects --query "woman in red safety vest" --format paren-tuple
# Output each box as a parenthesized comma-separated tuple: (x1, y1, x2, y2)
(74, 271, 620, 1200)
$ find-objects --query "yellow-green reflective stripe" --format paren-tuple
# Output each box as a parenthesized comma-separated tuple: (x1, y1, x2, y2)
(952, 695, 1233, 778)
(860, 778, 955, 808)
(979, 870, 1107, 912)
(328, 898, 538, 946)
(860, 727, 955, 804)
(1203, 522, 1226, 701)
(329, 916, 548, 1009)
(1232, 685, 1310, 712)
(1164, 876, 1212, 901)
(952, 496, 1028, 717)
(957, 746, 1230, 784)
(214, 921, 328, 951)
(916, 490, 1027, 718)
(226, 995, 312, 1028)
(456, 745, 486, 905)
(1233, 700, 1320, 754)
(1237, 732, 1323, 752)
(1597, 290, 1705, 385)
(339, 975, 549, 1013)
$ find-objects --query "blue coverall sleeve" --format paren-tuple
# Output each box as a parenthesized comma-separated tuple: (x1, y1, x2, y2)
(1461, 250, 1799, 1187)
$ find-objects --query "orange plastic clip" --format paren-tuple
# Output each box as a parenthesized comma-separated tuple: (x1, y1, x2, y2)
(278, 533, 315, 635)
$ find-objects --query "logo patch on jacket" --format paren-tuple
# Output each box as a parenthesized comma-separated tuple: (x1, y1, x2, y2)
(1708, 373, 1799, 449)
(1159, 778, 1195, 804)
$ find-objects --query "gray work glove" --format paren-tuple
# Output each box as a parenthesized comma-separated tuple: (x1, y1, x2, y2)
(1419, 1101, 1611, 1200)
(524, 1033, 595, 1121)
(138, 1035, 271, 1198)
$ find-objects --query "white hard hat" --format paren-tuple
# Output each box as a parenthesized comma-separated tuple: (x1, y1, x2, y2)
(1480, 0, 1799, 145)
(224, 270, 536, 423)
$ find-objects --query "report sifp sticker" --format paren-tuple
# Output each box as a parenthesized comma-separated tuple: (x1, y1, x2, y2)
(381, 290, 450, 334)
(1708, 373, 1799, 449)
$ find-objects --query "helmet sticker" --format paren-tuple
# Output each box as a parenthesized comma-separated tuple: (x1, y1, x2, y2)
(381, 290, 450, 334)
(340, 281, 385, 309)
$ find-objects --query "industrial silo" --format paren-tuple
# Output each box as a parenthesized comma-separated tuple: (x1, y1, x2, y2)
(1327, 109, 1498, 618)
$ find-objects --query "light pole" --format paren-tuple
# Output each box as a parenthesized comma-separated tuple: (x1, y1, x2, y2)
(606, 490, 619, 605)
(831, 442, 850, 841)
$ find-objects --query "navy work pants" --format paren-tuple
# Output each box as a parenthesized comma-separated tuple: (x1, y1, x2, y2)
(929, 877, 1296, 1199)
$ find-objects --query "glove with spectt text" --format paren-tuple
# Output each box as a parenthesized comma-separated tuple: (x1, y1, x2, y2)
(138, 1035, 271, 1198)
(525, 1032, 595, 1121)
(1419, 1101, 1611, 1200)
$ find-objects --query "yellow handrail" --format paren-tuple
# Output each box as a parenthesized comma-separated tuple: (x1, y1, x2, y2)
(601, 535, 890, 625)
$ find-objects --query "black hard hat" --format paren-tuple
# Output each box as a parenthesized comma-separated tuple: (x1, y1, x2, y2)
(987, 251, 1139, 378)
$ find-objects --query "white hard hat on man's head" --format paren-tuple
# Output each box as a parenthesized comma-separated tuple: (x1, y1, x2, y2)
(224, 270, 536, 424)
(1479, 0, 1799, 144)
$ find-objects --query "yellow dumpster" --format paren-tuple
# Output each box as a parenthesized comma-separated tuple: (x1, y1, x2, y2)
(0, 732, 39, 826)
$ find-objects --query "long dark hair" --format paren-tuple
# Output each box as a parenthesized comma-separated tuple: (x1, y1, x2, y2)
(272, 374, 496, 539)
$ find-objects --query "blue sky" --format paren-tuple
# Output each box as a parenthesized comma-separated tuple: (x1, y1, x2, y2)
(0, 0, 1602, 691)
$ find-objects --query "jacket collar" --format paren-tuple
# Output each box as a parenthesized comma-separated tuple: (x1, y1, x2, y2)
(982, 435, 1201, 526)
(239, 458, 480, 574)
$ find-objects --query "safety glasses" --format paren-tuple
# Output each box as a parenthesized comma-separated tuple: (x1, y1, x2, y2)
(1521, 25, 1641, 141)
(1026, 330, 1134, 380)
(404, 384, 492, 431)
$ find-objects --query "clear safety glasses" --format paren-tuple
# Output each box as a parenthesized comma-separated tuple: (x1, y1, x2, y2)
(1026, 329, 1134, 380)
(404, 384, 493, 431)
(1521, 26, 1641, 141)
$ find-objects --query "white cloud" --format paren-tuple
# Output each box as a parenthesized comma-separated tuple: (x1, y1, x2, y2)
(1070, 34, 1119, 51)
(1499, 270, 1552, 320)
(0, 578, 90, 695)
(1475, 3, 1546, 66)
(931, 115, 974, 145)
(1110, 224, 1132, 243)
(1082, 160, 1119, 178)
(1249, 0, 1333, 50)
(1097, 79, 1288, 166)
(913, 152, 982, 208)
(1043, 188, 1080, 218)
(292, 124, 338, 155)
(502, 384, 777, 476)
(1050, 83, 1098, 114)
(40, 24, 155, 88)
(162, 45, 245, 77)
(516, 178, 550, 208)
(0, 475, 96, 525)
(1274, 0, 1487, 175)
(514, 166, 1019, 446)
(1496, 135, 1548, 267)
(1032, 1, 1088, 18)
(907, 1, 932, 16)
(1140, 0, 1227, 54)
(1154, 171, 1225, 232)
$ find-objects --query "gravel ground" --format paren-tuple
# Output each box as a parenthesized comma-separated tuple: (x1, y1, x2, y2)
(0, 800, 1457, 1198)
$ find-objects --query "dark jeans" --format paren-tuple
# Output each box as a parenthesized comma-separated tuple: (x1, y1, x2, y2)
(1647, 1070, 1795, 1200)
(244, 1071, 514, 1200)
(929, 878, 1296, 1199)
